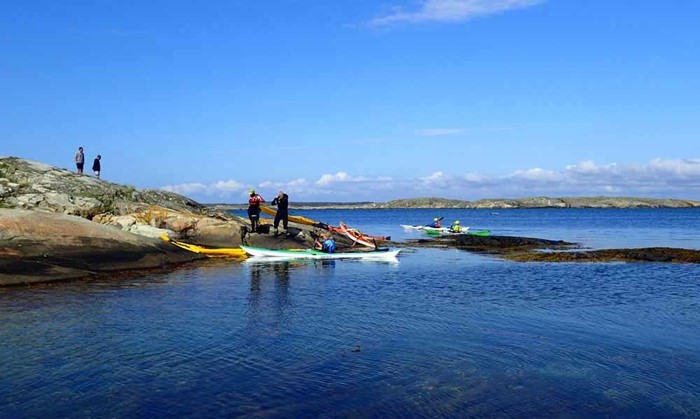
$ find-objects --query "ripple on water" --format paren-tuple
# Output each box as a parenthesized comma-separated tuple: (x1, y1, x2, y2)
(2, 247, 700, 417)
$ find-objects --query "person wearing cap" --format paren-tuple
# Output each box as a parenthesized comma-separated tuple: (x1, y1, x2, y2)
(247, 189, 265, 233)
(427, 217, 441, 228)
(271, 190, 289, 235)
(450, 220, 463, 233)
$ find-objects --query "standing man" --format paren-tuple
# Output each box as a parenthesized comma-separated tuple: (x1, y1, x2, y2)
(74, 147, 85, 174)
(92, 155, 101, 179)
(247, 189, 265, 233)
(271, 190, 289, 235)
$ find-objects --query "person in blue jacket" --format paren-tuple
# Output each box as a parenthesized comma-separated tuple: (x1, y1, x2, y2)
(314, 233, 336, 253)
(427, 217, 442, 228)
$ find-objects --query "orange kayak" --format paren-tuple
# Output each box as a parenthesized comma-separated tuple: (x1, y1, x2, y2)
(337, 221, 390, 249)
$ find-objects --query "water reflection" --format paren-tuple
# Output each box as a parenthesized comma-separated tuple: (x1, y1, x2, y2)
(244, 259, 337, 335)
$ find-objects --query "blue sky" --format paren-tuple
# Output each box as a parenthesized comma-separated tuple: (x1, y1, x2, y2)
(2, 0, 699, 203)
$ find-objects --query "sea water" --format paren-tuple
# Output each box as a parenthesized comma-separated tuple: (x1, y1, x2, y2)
(2, 208, 700, 417)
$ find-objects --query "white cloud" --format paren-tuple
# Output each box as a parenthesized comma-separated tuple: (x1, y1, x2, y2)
(161, 179, 246, 197)
(369, 0, 543, 26)
(416, 128, 464, 136)
(314, 172, 392, 187)
(160, 182, 208, 195)
(509, 167, 562, 182)
(160, 158, 700, 202)
(419, 171, 450, 186)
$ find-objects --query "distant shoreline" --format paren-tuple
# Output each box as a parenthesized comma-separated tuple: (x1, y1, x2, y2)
(207, 196, 700, 211)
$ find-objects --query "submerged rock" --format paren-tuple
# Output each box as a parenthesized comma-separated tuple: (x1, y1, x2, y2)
(407, 234, 700, 264)
(407, 234, 576, 253)
(504, 247, 700, 263)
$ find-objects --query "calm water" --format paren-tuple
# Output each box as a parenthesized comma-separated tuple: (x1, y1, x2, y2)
(2, 209, 700, 417)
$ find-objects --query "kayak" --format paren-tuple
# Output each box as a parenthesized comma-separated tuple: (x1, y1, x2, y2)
(401, 217, 445, 230)
(425, 229, 491, 237)
(338, 221, 390, 248)
(161, 234, 247, 257)
(423, 226, 453, 234)
(259, 205, 320, 227)
(240, 245, 401, 260)
(401, 225, 451, 233)
(400, 224, 428, 230)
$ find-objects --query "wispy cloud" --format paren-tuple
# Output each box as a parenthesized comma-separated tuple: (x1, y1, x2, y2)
(161, 179, 246, 197)
(368, 0, 543, 26)
(416, 128, 465, 136)
(315, 172, 392, 187)
(160, 158, 700, 202)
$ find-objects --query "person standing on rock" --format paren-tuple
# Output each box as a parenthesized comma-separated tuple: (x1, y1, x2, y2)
(92, 155, 101, 179)
(74, 147, 85, 174)
(271, 190, 289, 235)
(247, 189, 265, 233)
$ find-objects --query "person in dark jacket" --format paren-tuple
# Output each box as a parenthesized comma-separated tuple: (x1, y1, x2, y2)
(271, 190, 289, 234)
(247, 189, 265, 233)
(92, 155, 101, 179)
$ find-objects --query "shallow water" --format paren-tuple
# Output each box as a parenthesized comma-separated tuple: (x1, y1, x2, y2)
(2, 209, 700, 417)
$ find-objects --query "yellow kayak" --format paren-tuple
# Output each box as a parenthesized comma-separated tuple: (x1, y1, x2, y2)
(259, 205, 320, 227)
(160, 234, 247, 257)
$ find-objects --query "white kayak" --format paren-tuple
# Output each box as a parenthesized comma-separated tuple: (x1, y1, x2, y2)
(400, 225, 462, 233)
(423, 226, 469, 234)
(240, 245, 401, 260)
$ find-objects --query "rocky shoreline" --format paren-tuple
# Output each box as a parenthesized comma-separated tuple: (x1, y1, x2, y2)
(210, 196, 700, 210)
(2, 156, 699, 286)
(404, 234, 700, 264)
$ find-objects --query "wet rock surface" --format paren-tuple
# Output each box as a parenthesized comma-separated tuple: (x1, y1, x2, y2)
(504, 247, 700, 263)
(411, 234, 577, 253)
(406, 234, 700, 264)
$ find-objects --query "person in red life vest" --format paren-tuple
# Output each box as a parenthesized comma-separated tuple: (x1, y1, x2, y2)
(247, 189, 265, 233)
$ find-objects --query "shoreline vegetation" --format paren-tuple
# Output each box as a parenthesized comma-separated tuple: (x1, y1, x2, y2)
(208, 196, 700, 211)
(2, 156, 700, 286)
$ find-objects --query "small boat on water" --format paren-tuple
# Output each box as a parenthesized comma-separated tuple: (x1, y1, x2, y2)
(400, 224, 425, 230)
(240, 245, 401, 260)
(424, 229, 491, 237)
(423, 226, 465, 234)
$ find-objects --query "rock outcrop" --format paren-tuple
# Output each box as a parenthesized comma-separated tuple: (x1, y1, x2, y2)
(0, 157, 206, 217)
(0, 209, 205, 286)
(0, 157, 269, 248)
(0, 157, 320, 285)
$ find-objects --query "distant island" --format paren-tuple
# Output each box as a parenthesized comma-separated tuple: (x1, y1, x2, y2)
(209, 196, 700, 210)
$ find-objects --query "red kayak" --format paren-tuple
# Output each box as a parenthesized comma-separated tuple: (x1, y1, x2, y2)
(338, 221, 390, 249)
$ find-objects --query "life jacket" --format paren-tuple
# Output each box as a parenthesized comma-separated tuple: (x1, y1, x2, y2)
(248, 194, 265, 208)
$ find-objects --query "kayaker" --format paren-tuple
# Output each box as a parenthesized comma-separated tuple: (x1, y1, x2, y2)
(247, 189, 265, 233)
(271, 190, 289, 234)
(427, 218, 441, 228)
(314, 233, 336, 253)
(450, 220, 462, 233)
